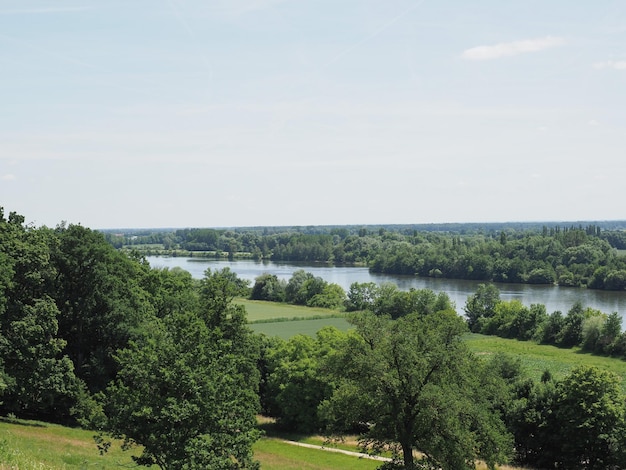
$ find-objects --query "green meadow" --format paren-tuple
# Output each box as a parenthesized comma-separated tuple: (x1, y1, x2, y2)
(236, 299, 352, 339)
(465, 333, 626, 387)
(236, 299, 342, 322)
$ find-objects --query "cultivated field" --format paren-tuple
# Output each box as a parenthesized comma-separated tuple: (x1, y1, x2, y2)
(236, 298, 353, 339)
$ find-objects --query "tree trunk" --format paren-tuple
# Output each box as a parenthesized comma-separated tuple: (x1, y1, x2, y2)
(400, 436, 414, 469)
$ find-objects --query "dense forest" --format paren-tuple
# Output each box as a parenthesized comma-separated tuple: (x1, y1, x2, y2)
(3, 207, 626, 469)
(104, 221, 626, 291)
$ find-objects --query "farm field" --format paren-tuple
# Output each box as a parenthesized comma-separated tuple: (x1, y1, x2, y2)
(236, 299, 342, 322)
(236, 299, 353, 339)
(251, 317, 352, 339)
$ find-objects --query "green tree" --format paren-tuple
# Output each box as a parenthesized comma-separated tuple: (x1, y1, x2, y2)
(599, 311, 622, 354)
(143, 267, 198, 318)
(307, 283, 345, 309)
(102, 275, 260, 469)
(285, 270, 315, 305)
(264, 327, 346, 433)
(51, 224, 153, 392)
(250, 273, 286, 302)
(0, 296, 81, 420)
(464, 284, 501, 332)
(345, 282, 379, 312)
(0, 212, 82, 420)
(555, 366, 626, 469)
(507, 376, 560, 468)
(320, 311, 511, 469)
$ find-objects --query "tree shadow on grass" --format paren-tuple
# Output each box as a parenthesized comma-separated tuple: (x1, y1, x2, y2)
(257, 417, 310, 441)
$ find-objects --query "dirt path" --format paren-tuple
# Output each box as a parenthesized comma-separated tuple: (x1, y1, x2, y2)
(282, 440, 393, 462)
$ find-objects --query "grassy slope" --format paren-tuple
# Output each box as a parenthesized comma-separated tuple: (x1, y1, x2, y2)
(0, 418, 141, 469)
(0, 418, 382, 470)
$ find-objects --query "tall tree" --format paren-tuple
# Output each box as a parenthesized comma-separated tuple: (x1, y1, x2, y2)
(0, 210, 81, 420)
(102, 270, 261, 469)
(320, 311, 511, 469)
(555, 366, 626, 469)
(51, 224, 153, 391)
(464, 284, 501, 332)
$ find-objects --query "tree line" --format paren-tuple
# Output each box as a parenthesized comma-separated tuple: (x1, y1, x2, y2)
(106, 223, 626, 291)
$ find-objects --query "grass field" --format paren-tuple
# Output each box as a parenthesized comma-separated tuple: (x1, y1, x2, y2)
(465, 333, 626, 386)
(253, 438, 381, 470)
(235, 299, 354, 339)
(236, 299, 342, 322)
(0, 418, 384, 470)
(251, 317, 352, 339)
(0, 417, 141, 469)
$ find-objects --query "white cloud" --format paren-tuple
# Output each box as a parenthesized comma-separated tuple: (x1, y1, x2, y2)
(588, 120, 600, 126)
(593, 60, 626, 70)
(462, 36, 566, 61)
(1, 174, 16, 181)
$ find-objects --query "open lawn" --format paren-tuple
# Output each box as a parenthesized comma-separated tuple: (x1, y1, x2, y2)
(253, 438, 381, 470)
(0, 417, 142, 469)
(0, 418, 388, 470)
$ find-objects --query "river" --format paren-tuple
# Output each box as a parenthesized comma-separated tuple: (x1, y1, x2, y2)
(146, 256, 626, 317)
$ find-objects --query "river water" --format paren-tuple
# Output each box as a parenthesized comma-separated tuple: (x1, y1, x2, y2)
(146, 256, 626, 317)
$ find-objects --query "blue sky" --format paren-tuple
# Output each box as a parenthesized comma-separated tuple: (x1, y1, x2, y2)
(1, 0, 625, 228)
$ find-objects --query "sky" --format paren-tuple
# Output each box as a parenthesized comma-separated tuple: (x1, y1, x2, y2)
(1, 0, 625, 229)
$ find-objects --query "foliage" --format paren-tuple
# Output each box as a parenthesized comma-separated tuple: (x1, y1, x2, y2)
(0, 211, 82, 420)
(463, 284, 501, 332)
(345, 282, 379, 311)
(509, 366, 626, 469)
(261, 327, 346, 433)
(250, 273, 286, 302)
(479, 301, 548, 341)
(372, 284, 454, 319)
(320, 311, 512, 470)
(51, 224, 154, 393)
(102, 270, 261, 469)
